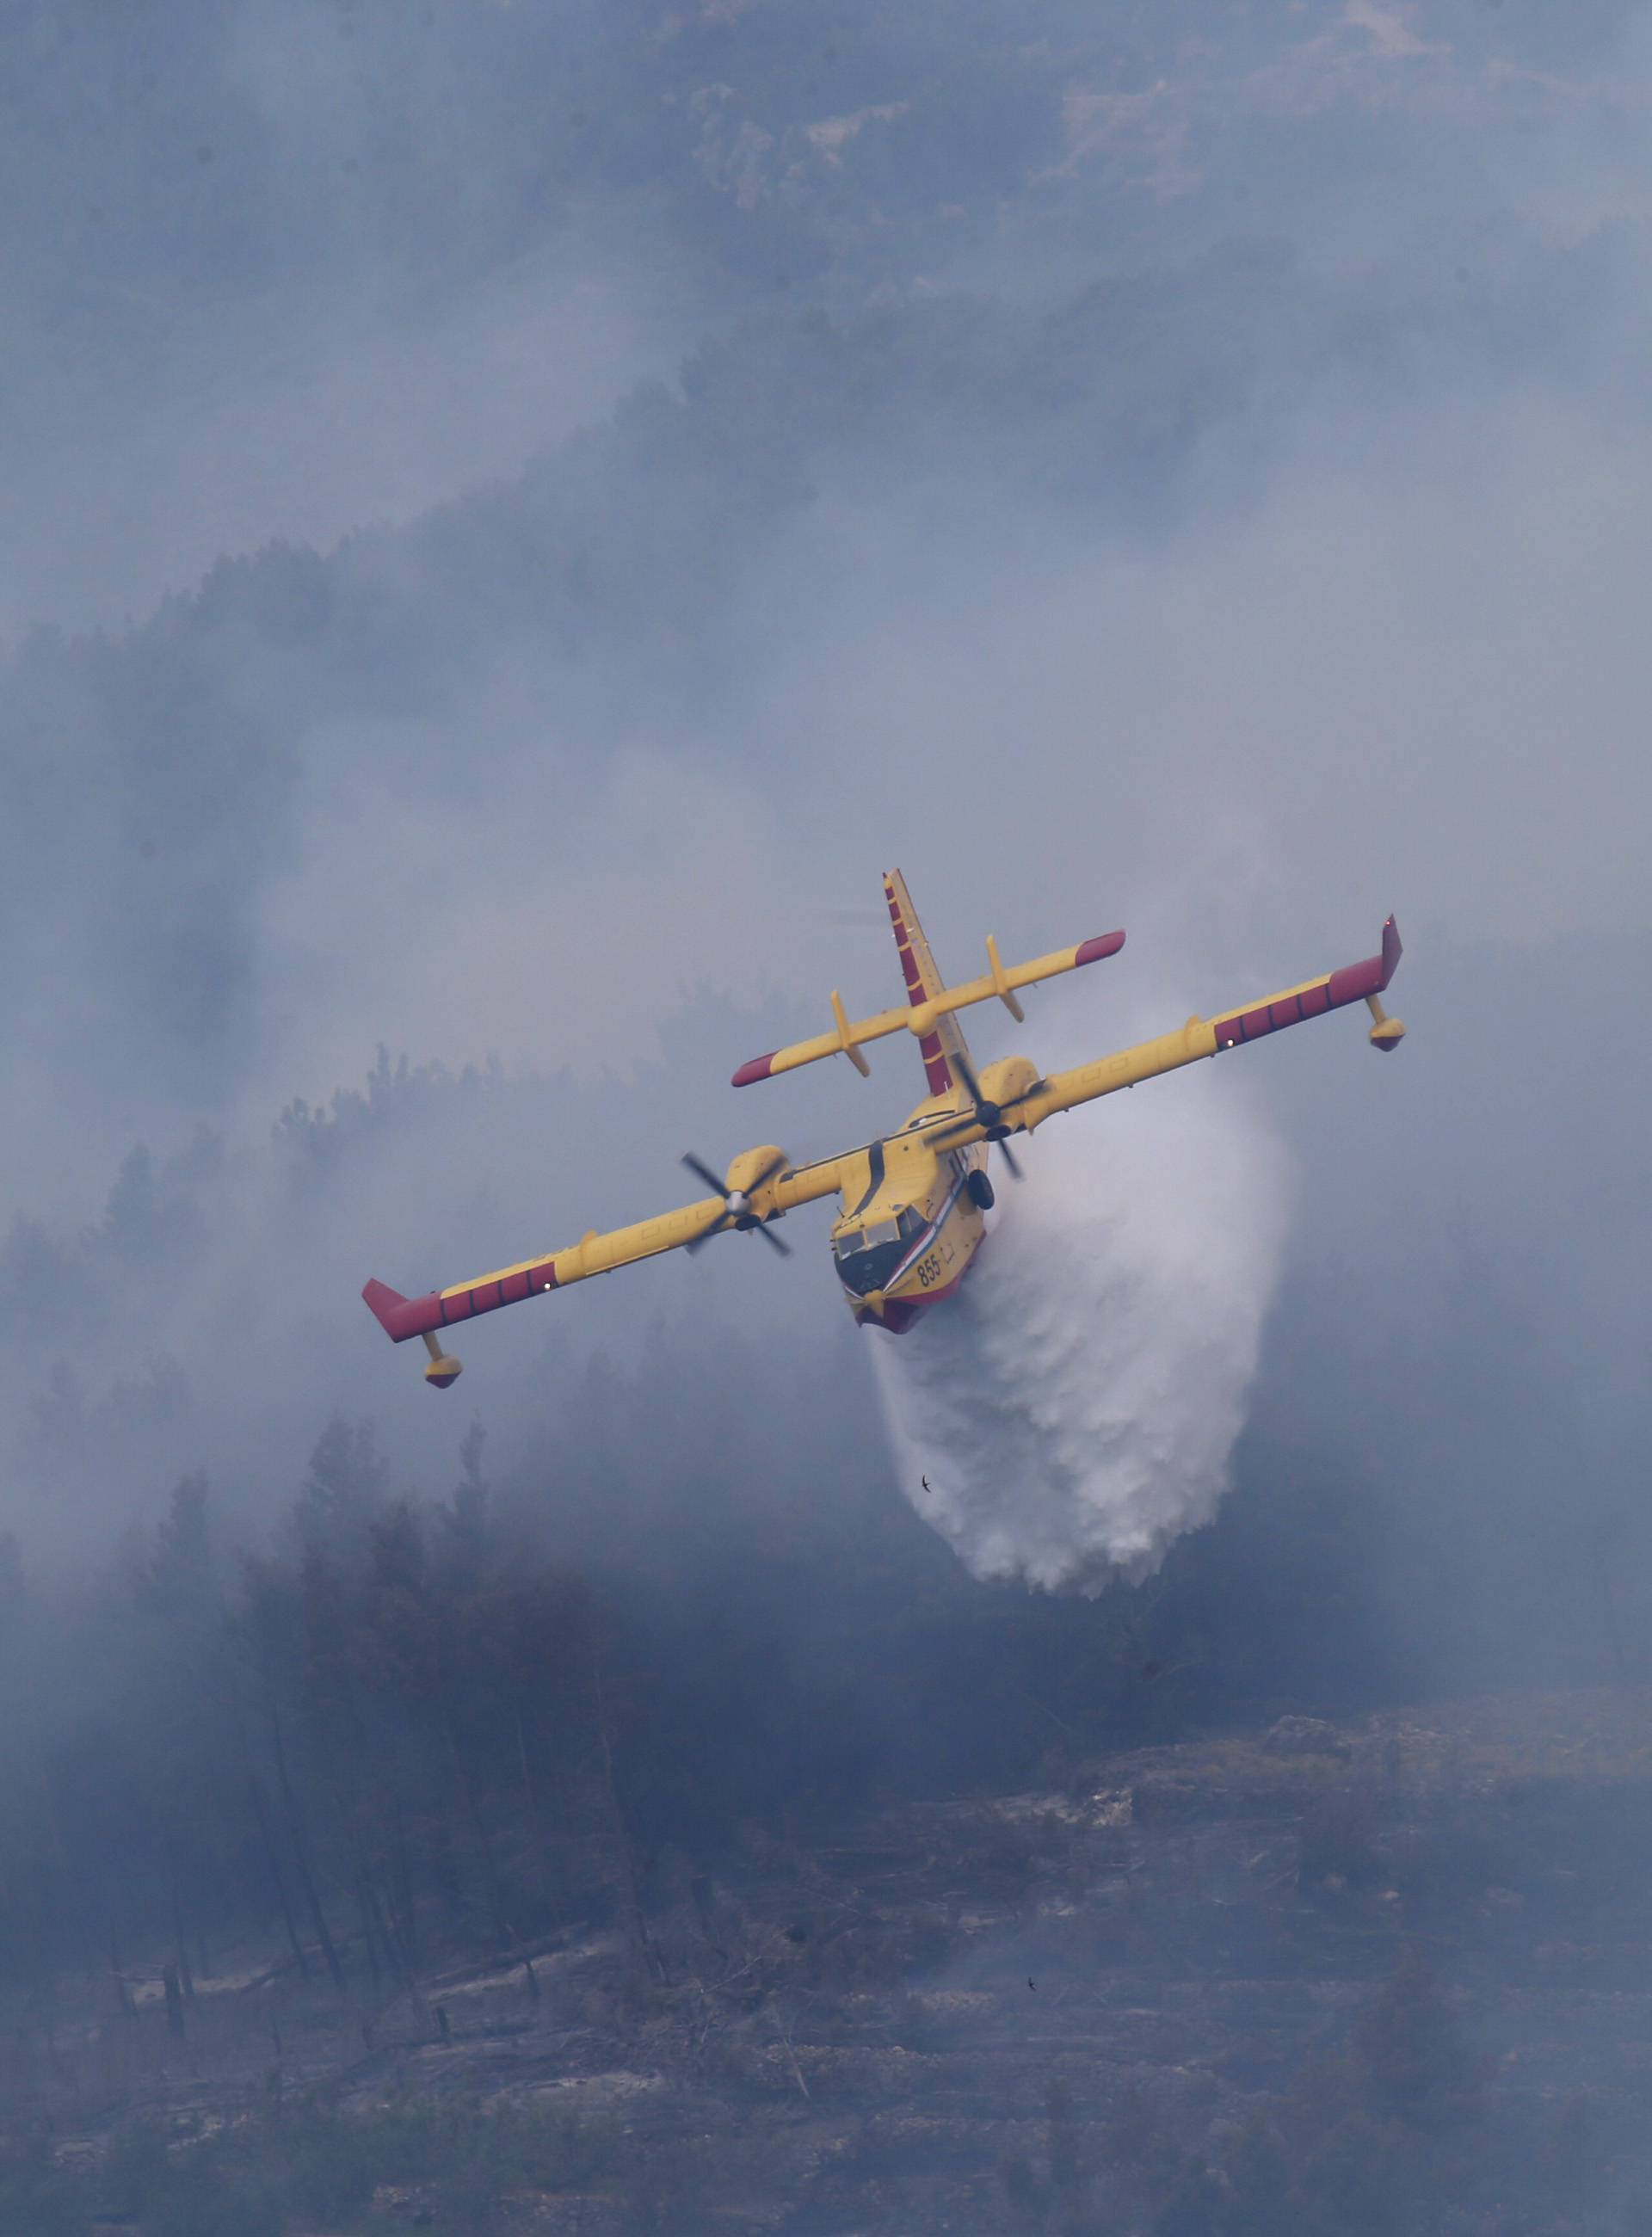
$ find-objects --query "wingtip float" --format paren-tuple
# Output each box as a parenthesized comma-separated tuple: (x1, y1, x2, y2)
(364, 872, 1405, 1385)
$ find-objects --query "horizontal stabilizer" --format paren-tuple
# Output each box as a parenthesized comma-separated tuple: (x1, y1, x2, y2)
(734, 927, 1125, 1087)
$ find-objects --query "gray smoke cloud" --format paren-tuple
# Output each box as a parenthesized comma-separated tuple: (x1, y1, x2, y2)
(0, 0, 1648, 1677)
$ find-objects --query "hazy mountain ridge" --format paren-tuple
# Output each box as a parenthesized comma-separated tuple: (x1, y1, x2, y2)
(1, 216, 1624, 1149)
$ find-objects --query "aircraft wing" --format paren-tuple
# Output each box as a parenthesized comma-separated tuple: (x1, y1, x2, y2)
(1011, 916, 1405, 1133)
(362, 917, 1402, 1383)
(362, 1142, 866, 1378)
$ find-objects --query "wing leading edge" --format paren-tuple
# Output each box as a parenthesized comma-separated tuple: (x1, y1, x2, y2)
(363, 915, 1402, 1383)
(1014, 915, 1405, 1132)
(362, 1146, 862, 1362)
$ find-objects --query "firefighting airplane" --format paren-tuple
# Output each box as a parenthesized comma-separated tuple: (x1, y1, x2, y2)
(363, 872, 1404, 1387)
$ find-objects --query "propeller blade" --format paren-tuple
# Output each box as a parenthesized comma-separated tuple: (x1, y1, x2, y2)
(681, 1146, 792, 1254)
(928, 1056, 980, 1151)
(754, 1222, 792, 1256)
(953, 1048, 1006, 1128)
(681, 1152, 726, 1197)
(997, 1138, 1024, 1181)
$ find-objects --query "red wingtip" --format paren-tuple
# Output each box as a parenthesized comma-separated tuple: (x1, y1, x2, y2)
(1328, 917, 1405, 1009)
(1074, 930, 1126, 968)
(362, 1278, 443, 1343)
(1379, 915, 1402, 990)
(731, 1052, 777, 1088)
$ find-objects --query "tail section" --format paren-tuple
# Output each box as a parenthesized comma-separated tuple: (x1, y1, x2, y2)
(884, 869, 971, 1098)
(730, 886, 1125, 1088)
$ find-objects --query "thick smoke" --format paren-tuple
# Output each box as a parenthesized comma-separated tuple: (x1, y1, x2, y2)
(0, 0, 1645, 1647)
(872, 1054, 1285, 1593)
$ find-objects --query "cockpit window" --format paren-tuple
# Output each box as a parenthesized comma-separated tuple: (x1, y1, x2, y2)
(833, 1213, 903, 1283)
(836, 1209, 922, 1261)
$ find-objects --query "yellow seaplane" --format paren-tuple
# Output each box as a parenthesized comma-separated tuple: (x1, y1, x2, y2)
(364, 872, 1404, 1386)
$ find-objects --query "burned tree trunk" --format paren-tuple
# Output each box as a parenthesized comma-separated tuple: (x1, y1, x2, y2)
(268, 1704, 346, 1994)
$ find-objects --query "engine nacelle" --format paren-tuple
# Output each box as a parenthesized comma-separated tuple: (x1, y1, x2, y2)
(976, 1054, 1042, 1115)
(724, 1143, 787, 1200)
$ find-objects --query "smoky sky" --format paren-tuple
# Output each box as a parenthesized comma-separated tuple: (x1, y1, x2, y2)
(6, 0, 1646, 632)
(1, 0, 1648, 1698)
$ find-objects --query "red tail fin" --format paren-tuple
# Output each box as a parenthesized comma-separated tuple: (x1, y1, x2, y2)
(883, 868, 971, 1097)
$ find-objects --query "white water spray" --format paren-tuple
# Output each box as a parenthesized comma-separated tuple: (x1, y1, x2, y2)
(871, 1057, 1285, 1593)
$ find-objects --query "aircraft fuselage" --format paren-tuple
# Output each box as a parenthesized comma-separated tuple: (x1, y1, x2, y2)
(828, 1098, 993, 1334)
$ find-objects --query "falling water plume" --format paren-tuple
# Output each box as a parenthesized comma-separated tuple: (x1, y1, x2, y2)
(871, 1062, 1285, 1593)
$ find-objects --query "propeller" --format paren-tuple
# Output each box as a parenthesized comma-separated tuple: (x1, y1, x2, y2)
(681, 1149, 792, 1254)
(938, 1051, 1025, 1179)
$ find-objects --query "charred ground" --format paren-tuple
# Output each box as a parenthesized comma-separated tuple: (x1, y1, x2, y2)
(1, 1426, 1649, 2234)
(4, 1691, 1651, 2234)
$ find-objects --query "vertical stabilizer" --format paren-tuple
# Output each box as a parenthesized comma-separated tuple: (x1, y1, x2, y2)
(883, 869, 972, 1097)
